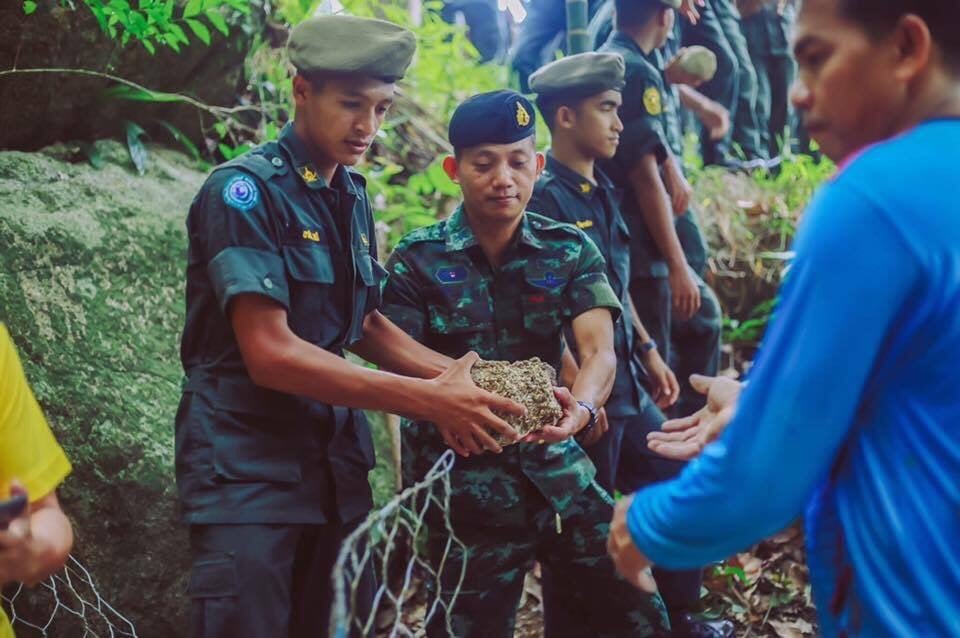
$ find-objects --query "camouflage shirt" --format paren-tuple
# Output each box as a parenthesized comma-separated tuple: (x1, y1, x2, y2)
(382, 206, 621, 523)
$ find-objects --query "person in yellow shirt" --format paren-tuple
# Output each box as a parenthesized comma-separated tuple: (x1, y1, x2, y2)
(0, 324, 74, 638)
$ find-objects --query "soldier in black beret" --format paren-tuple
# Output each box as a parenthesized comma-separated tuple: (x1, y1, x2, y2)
(176, 15, 527, 638)
(380, 89, 671, 637)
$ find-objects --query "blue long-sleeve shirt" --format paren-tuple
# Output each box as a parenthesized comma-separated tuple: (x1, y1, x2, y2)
(627, 119, 960, 637)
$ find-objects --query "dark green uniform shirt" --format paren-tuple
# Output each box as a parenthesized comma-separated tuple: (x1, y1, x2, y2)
(176, 123, 387, 525)
(599, 31, 672, 279)
(654, 41, 711, 276)
(529, 155, 647, 418)
(381, 207, 620, 523)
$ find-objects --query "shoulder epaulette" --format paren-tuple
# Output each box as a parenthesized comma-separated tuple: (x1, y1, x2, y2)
(211, 145, 288, 182)
(394, 221, 447, 249)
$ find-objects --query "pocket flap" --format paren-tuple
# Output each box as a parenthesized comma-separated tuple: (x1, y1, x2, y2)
(282, 244, 334, 284)
(427, 302, 492, 334)
(213, 379, 296, 417)
(188, 556, 237, 599)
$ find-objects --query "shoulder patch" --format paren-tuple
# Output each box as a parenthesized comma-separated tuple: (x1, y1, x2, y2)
(643, 87, 662, 116)
(222, 175, 260, 212)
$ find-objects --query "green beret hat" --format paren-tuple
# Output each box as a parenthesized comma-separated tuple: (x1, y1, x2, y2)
(287, 15, 416, 82)
(528, 52, 626, 100)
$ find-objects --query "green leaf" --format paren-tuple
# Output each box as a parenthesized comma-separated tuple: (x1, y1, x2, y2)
(204, 9, 228, 36)
(22, 1, 37, 15)
(183, 0, 203, 18)
(218, 143, 236, 160)
(186, 18, 210, 45)
(80, 143, 105, 169)
(162, 33, 181, 52)
(158, 120, 200, 161)
(142, 37, 156, 54)
(103, 84, 184, 103)
(169, 22, 189, 44)
(124, 121, 149, 176)
(213, 122, 228, 138)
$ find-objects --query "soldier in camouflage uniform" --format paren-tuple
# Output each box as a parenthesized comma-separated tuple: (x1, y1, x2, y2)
(381, 90, 670, 638)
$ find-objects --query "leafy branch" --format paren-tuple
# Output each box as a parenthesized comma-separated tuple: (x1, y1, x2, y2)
(20, 0, 248, 53)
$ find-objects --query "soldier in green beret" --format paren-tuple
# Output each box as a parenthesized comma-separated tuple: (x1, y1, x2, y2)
(528, 51, 734, 638)
(176, 15, 527, 637)
(381, 89, 670, 637)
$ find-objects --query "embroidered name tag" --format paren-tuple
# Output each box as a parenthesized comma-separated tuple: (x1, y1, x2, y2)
(435, 266, 469, 284)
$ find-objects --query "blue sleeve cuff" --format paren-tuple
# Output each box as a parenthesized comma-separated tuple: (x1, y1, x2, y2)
(208, 246, 290, 314)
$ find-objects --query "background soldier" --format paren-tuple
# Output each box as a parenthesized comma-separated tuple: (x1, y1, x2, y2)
(381, 90, 670, 638)
(528, 53, 732, 638)
(598, 0, 703, 394)
(679, 0, 766, 164)
(176, 15, 525, 637)
(740, 0, 797, 158)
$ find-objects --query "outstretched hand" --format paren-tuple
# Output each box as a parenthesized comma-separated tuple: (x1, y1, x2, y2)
(428, 352, 526, 457)
(646, 374, 742, 460)
(607, 495, 658, 592)
(522, 387, 593, 445)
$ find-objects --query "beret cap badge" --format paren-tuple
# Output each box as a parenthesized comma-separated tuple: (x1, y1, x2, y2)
(516, 101, 531, 128)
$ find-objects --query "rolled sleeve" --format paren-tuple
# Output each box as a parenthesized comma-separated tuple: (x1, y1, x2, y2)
(192, 168, 287, 313)
(617, 115, 668, 171)
(566, 233, 622, 321)
(381, 251, 428, 342)
(208, 247, 289, 314)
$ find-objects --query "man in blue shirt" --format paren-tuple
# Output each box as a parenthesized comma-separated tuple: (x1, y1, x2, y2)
(607, 1, 960, 636)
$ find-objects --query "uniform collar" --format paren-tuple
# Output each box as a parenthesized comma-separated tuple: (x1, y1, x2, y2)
(610, 30, 656, 62)
(278, 122, 363, 197)
(545, 153, 616, 200)
(444, 205, 544, 253)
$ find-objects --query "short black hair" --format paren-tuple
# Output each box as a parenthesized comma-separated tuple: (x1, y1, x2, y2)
(536, 96, 587, 132)
(615, 0, 664, 30)
(835, 0, 960, 71)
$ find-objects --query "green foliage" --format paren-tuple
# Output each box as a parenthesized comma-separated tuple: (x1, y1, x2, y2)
(23, 0, 248, 53)
(723, 298, 778, 345)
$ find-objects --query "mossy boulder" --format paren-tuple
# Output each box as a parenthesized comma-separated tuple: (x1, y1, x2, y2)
(0, 142, 397, 635)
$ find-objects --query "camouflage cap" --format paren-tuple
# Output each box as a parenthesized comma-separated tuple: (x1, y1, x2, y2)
(528, 52, 626, 100)
(287, 15, 416, 81)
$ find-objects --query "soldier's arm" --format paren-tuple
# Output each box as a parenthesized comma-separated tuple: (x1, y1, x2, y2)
(627, 155, 701, 320)
(568, 307, 617, 411)
(230, 295, 521, 455)
(348, 311, 451, 379)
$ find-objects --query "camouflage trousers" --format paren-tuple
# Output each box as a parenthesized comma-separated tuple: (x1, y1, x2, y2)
(422, 478, 671, 638)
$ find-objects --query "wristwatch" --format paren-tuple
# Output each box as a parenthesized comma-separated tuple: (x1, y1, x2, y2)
(639, 339, 657, 355)
(575, 400, 598, 440)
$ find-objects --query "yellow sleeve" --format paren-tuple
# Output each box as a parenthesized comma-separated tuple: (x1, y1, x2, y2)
(0, 324, 71, 502)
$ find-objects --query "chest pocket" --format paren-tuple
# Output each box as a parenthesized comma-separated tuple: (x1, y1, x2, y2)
(522, 266, 571, 337)
(282, 243, 336, 344)
(426, 295, 493, 358)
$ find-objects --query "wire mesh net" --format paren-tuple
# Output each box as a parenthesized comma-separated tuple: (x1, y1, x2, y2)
(2, 555, 137, 637)
(331, 448, 467, 638)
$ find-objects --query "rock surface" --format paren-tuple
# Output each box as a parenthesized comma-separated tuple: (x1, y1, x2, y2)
(0, 2, 264, 151)
(470, 358, 563, 445)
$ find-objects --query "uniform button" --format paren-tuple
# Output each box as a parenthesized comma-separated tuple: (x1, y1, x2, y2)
(262, 276, 274, 290)
(271, 157, 284, 167)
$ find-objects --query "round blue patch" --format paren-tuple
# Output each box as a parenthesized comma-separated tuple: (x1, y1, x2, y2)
(222, 175, 259, 211)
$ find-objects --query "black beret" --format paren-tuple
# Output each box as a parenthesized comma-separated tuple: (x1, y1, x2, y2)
(288, 15, 416, 81)
(448, 90, 536, 150)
